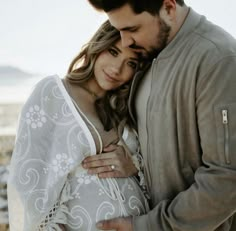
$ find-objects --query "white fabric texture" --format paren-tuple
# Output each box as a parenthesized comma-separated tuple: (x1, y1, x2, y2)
(7, 75, 149, 231)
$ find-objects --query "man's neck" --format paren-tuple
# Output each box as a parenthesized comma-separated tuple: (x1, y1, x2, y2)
(168, 5, 189, 44)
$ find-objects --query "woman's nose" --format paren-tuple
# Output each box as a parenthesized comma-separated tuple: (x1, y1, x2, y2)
(110, 62, 122, 76)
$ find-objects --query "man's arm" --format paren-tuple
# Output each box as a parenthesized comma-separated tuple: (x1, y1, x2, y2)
(133, 56, 236, 230)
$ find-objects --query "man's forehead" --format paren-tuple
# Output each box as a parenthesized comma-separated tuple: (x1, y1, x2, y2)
(107, 4, 137, 31)
(110, 21, 136, 32)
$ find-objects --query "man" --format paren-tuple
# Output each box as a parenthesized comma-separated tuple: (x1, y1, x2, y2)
(84, 0, 236, 230)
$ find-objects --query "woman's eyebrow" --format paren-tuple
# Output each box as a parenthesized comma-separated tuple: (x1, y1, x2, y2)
(111, 45, 121, 53)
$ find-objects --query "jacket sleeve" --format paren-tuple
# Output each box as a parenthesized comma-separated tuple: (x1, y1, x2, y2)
(133, 56, 236, 231)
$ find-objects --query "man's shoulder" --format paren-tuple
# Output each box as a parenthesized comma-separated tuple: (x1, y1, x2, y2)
(193, 18, 236, 57)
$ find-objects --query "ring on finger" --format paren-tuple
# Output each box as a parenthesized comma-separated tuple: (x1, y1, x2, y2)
(111, 165, 115, 170)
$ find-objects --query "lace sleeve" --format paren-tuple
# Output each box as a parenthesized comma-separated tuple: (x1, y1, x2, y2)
(131, 146, 150, 200)
(123, 127, 149, 199)
(37, 202, 66, 230)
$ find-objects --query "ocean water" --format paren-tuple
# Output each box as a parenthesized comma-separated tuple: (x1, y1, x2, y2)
(0, 76, 43, 103)
(0, 76, 45, 135)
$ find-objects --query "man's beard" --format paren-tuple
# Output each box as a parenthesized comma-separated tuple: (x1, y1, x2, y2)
(134, 18, 171, 61)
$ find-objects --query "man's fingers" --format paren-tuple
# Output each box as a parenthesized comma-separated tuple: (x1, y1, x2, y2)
(96, 218, 119, 230)
(58, 224, 66, 231)
(96, 217, 132, 230)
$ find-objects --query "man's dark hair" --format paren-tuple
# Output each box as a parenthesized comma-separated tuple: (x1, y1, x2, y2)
(88, 0, 185, 15)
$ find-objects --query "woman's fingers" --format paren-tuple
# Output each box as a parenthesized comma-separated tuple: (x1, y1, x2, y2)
(87, 164, 130, 178)
(81, 144, 138, 178)
(87, 164, 116, 174)
(83, 151, 115, 164)
(82, 154, 117, 169)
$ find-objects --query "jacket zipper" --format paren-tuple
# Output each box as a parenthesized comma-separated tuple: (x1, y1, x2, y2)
(222, 109, 230, 164)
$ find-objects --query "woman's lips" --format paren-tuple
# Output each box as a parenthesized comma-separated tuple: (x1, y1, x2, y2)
(104, 71, 119, 82)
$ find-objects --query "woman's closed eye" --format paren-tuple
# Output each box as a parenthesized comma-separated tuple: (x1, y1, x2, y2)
(108, 47, 118, 57)
(127, 60, 138, 69)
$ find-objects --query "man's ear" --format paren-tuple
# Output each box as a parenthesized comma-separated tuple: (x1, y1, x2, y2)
(162, 0, 176, 16)
(159, 0, 176, 21)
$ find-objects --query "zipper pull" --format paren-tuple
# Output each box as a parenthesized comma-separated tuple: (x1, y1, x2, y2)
(222, 110, 228, 124)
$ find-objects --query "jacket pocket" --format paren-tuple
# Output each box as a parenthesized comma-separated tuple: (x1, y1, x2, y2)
(214, 104, 236, 166)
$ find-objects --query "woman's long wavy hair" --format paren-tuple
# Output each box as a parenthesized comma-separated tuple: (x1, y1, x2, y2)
(66, 20, 142, 132)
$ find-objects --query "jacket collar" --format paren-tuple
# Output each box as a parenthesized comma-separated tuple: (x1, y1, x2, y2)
(128, 62, 151, 126)
(128, 8, 203, 124)
(158, 8, 203, 59)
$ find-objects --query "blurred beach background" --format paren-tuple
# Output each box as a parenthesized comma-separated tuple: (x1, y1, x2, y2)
(0, 1, 106, 229)
(0, 0, 236, 229)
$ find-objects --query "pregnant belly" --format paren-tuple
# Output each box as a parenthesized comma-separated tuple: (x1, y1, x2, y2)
(63, 172, 149, 231)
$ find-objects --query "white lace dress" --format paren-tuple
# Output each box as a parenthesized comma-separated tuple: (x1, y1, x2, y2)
(7, 75, 149, 231)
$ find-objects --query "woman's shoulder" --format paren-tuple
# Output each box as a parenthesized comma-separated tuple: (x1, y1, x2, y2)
(29, 75, 61, 94)
(35, 74, 61, 86)
(22, 75, 63, 107)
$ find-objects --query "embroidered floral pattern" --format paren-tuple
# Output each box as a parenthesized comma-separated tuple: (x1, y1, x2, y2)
(52, 153, 74, 176)
(26, 105, 47, 129)
(76, 173, 97, 185)
(9, 76, 149, 231)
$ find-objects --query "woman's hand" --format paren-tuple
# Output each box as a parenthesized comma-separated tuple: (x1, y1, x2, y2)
(82, 144, 138, 178)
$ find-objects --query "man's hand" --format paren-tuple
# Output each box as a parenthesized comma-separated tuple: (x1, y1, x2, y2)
(58, 224, 66, 230)
(96, 217, 133, 231)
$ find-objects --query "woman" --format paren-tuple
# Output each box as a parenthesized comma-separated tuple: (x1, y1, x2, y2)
(7, 20, 149, 230)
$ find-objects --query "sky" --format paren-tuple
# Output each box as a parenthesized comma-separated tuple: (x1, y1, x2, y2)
(0, 0, 236, 77)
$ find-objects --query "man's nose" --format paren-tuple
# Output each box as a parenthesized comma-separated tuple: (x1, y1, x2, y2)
(120, 31, 134, 48)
